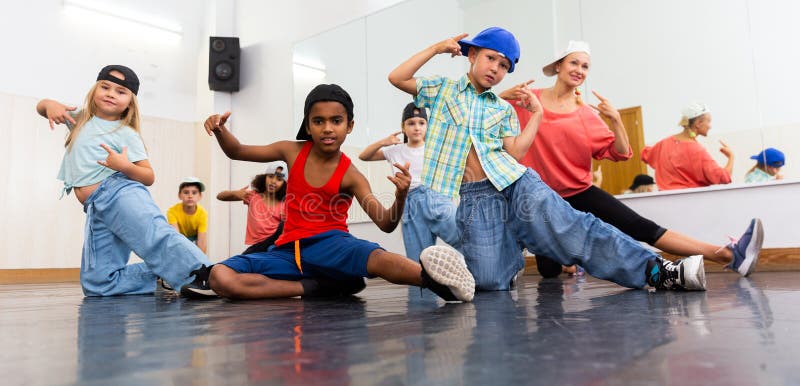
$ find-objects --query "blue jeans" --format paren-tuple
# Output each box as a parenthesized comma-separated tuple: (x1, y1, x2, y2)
(458, 181, 525, 290)
(401, 186, 462, 262)
(503, 170, 657, 288)
(81, 173, 212, 296)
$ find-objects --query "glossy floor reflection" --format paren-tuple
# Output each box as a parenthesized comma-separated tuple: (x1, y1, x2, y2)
(2, 272, 800, 385)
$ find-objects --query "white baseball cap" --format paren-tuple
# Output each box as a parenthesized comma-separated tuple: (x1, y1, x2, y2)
(542, 40, 591, 77)
(264, 161, 287, 179)
(682, 102, 711, 120)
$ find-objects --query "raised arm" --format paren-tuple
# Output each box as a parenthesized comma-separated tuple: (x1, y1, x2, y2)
(590, 91, 630, 155)
(388, 33, 468, 95)
(503, 87, 543, 160)
(203, 111, 296, 163)
(217, 185, 249, 201)
(358, 131, 401, 161)
(36, 99, 77, 130)
(346, 163, 410, 233)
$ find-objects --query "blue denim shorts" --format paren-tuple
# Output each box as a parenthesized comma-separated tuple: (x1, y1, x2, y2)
(220, 230, 381, 280)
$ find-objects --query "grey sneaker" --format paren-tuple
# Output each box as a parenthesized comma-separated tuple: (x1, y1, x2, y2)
(419, 246, 475, 302)
(645, 255, 706, 291)
(725, 218, 764, 277)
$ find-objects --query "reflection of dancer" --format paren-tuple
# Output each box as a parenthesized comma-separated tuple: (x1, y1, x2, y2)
(359, 103, 461, 262)
(502, 41, 763, 278)
(217, 163, 287, 254)
(642, 102, 733, 190)
(37, 65, 212, 296)
(745, 148, 785, 183)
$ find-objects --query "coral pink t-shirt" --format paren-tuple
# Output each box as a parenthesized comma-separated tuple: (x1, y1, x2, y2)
(243, 193, 285, 245)
(641, 136, 731, 191)
(510, 89, 632, 197)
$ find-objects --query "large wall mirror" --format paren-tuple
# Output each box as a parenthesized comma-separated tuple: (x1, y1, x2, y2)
(294, 0, 797, 198)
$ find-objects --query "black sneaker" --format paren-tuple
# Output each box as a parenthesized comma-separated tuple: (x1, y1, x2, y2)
(300, 276, 367, 298)
(157, 277, 174, 291)
(179, 264, 218, 299)
(645, 255, 706, 291)
(419, 246, 475, 302)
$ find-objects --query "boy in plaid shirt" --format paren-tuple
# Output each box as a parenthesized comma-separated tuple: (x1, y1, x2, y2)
(389, 27, 706, 292)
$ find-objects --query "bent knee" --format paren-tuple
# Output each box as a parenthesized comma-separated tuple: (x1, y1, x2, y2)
(209, 265, 240, 298)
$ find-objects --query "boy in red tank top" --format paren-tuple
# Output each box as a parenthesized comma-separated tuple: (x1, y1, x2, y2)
(194, 84, 475, 302)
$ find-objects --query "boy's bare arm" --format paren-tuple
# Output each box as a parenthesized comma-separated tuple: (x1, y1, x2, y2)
(502, 86, 543, 160)
(388, 33, 468, 95)
(203, 111, 298, 163)
(347, 164, 410, 233)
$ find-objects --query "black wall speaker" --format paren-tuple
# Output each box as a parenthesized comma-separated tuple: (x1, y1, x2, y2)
(208, 36, 240, 92)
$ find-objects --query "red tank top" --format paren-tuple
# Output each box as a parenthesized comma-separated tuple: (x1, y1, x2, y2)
(275, 142, 352, 246)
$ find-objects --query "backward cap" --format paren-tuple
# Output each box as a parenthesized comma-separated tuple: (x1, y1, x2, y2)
(458, 27, 520, 73)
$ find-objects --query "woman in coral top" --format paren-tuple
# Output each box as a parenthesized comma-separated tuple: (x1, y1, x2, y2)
(502, 41, 761, 278)
(641, 102, 733, 190)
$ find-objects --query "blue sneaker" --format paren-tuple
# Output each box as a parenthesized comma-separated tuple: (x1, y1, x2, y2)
(726, 219, 764, 277)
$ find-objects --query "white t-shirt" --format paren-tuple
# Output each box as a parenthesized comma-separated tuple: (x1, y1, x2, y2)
(382, 143, 424, 190)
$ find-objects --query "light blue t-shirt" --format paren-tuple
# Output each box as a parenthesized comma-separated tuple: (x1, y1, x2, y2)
(57, 116, 148, 195)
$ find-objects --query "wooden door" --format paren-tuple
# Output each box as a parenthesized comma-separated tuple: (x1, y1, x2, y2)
(594, 106, 647, 195)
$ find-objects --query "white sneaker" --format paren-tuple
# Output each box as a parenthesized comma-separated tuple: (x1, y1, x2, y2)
(420, 246, 476, 302)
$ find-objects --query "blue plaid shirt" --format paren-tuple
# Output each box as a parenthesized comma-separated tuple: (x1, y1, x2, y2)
(415, 74, 526, 197)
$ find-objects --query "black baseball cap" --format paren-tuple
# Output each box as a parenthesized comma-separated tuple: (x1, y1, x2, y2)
(97, 65, 140, 95)
(629, 174, 655, 191)
(401, 102, 427, 123)
(296, 84, 354, 141)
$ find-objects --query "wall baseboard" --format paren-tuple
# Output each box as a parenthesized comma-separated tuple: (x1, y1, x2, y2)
(524, 247, 800, 275)
(0, 268, 80, 284)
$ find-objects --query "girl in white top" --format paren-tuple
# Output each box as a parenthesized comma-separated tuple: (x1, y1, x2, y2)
(37, 65, 214, 297)
(359, 103, 461, 262)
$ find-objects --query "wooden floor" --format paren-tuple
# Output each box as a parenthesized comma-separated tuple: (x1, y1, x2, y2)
(2, 272, 799, 385)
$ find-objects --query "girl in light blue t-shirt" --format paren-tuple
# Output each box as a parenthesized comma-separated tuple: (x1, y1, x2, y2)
(37, 65, 214, 298)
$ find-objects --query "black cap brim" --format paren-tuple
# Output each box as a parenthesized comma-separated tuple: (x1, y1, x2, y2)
(296, 117, 312, 141)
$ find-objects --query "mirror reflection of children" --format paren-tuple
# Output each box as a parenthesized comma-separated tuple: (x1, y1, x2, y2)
(36, 65, 213, 297)
(745, 148, 785, 183)
(217, 163, 287, 254)
(624, 174, 656, 194)
(167, 177, 208, 254)
(358, 103, 461, 262)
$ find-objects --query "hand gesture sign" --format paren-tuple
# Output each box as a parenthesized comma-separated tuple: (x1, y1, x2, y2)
(204, 111, 232, 136)
(589, 90, 621, 122)
(97, 144, 131, 172)
(388, 162, 412, 194)
(45, 102, 77, 130)
(719, 140, 733, 158)
(514, 83, 542, 115)
(434, 33, 468, 57)
(382, 131, 403, 146)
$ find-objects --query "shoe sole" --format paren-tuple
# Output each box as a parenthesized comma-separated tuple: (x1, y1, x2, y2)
(737, 218, 764, 277)
(420, 246, 476, 302)
(680, 255, 706, 291)
(179, 286, 218, 299)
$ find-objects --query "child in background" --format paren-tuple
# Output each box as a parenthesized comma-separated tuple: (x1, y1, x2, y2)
(745, 148, 785, 183)
(195, 84, 475, 301)
(217, 163, 287, 254)
(388, 27, 707, 291)
(624, 174, 657, 194)
(36, 65, 213, 297)
(359, 103, 461, 262)
(167, 177, 209, 254)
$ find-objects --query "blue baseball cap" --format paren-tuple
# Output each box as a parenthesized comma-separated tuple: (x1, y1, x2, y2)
(750, 147, 785, 167)
(458, 27, 520, 73)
